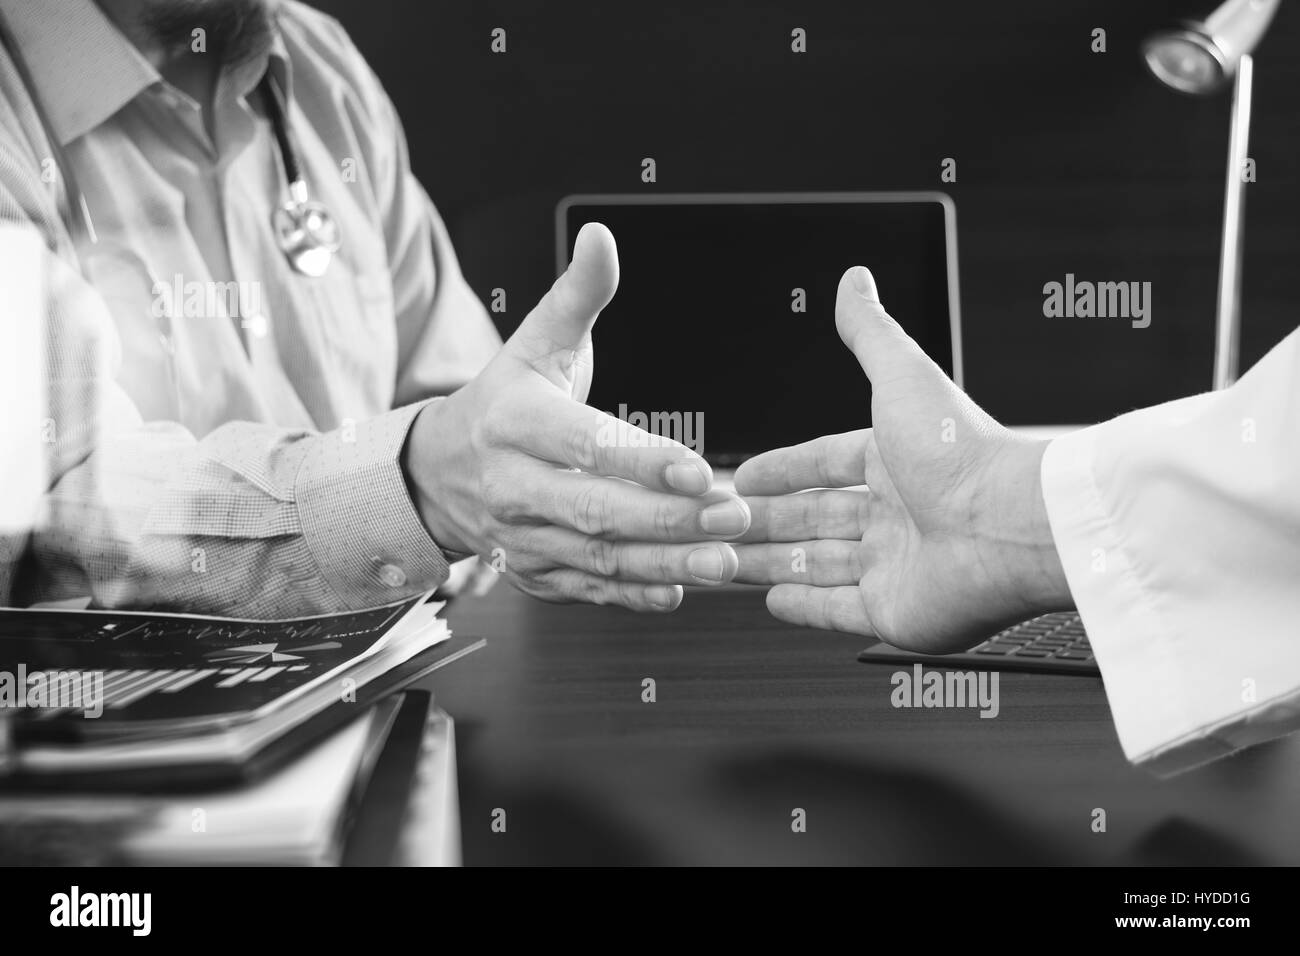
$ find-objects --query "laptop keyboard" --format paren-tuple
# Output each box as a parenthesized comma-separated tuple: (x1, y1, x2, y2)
(971, 612, 1093, 662)
(857, 611, 1100, 676)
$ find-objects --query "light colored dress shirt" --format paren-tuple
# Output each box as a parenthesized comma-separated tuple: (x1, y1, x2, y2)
(0, 0, 501, 616)
(1042, 326, 1300, 775)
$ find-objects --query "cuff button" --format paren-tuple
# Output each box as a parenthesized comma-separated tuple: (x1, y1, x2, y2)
(377, 562, 407, 588)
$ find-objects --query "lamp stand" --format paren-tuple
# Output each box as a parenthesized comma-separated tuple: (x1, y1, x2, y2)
(1213, 53, 1253, 390)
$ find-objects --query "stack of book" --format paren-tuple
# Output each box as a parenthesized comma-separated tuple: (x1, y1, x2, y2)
(0, 594, 482, 865)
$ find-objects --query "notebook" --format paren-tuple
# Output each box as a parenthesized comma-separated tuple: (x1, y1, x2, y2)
(0, 594, 485, 789)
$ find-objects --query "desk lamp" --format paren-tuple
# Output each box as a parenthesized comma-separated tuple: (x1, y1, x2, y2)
(1141, 0, 1280, 389)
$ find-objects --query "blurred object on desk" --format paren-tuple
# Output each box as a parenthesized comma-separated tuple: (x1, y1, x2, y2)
(0, 224, 47, 535)
(343, 690, 461, 867)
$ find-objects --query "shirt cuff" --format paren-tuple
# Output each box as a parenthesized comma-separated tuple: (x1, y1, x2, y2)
(295, 401, 451, 608)
(1040, 427, 1235, 775)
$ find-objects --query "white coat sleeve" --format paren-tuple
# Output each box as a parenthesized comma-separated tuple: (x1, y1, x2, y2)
(1040, 327, 1300, 776)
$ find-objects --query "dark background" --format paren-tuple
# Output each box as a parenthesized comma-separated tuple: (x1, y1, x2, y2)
(312, 0, 1300, 424)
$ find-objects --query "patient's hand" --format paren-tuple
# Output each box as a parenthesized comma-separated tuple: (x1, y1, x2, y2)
(732, 267, 1071, 653)
(404, 223, 749, 612)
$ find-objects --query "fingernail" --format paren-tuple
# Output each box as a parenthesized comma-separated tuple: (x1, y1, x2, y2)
(700, 498, 749, 536)
(665, 460, 710, 495)
(849, 266, 879, 302)
(645, 586, 678, 610)
(687, 547, 725, 584)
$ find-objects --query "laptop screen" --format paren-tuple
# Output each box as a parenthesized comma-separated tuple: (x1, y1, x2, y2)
(558, 194, 960, 466)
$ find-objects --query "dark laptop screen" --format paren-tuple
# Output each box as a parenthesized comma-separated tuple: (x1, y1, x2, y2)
(560, 196, 958, 466)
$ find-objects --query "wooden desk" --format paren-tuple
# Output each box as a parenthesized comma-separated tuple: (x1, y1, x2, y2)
(424, 585, 1300, 865)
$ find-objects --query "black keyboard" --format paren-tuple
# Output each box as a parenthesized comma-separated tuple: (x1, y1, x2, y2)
(856, 612, 1100, 676)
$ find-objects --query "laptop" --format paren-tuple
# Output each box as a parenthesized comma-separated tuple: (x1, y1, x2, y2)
(557, 192, 962, 469)
(557, 192, 1096, 677)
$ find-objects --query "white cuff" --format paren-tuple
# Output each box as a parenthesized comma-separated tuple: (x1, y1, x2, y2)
(1041, 426, 1277, 775)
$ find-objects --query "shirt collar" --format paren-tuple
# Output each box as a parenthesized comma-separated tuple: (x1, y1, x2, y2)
(0, 0, 292, 146)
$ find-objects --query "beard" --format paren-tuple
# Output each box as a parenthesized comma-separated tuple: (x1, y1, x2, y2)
(139, 0, 275, 68)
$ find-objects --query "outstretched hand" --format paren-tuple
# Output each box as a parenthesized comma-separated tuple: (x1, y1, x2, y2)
(732, 267, 1071, 653)
(405, 223, 751, 612)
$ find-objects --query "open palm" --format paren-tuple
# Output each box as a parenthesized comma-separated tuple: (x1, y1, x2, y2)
(733, 267, 1069, 654)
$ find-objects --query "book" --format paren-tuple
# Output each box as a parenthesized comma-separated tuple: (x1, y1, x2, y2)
(0, 594, 485, 789)
(0, 696, 406, 866)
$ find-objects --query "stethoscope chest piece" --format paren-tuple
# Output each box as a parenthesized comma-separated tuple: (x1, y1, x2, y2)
(259, 71, 339, 278)
(273, 182, 340, 278)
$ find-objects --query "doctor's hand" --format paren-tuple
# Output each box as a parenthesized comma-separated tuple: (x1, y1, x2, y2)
(404, 223, 749, 612)
(731, 267, 1072, 653)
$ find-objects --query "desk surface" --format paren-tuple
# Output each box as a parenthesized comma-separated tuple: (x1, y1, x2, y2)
(423, 585, 1300, 866)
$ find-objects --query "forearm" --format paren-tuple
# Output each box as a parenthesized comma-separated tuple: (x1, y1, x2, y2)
(21, 405, 451, 617)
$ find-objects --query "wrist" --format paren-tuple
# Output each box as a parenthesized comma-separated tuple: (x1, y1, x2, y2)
(988, 437, 1073, 617)
(402, 399, 473, 556)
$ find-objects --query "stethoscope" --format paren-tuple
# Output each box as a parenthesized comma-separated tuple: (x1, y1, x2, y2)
(259, 71, 340, 277)
(0, 11, 340, 277)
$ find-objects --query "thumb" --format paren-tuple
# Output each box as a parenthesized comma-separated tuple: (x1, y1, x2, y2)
(835, 266, 928, 384)
(507, 222, 619, 365)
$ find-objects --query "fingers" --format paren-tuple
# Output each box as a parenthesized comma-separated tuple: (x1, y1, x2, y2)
(734, 430, 870, 495)
(766, 584, 875, 636)
(526, 571, 684, 613)
(732, 540, 863, 587)
(733, 488, 869, 586)
(520, 526, 739, 585)
(511, 394, 714, 495)
(737, 489, 868, 543)
(505, 222, 619, 367)
(524, 467, 751, 541)
(835, 266, 929, 385)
